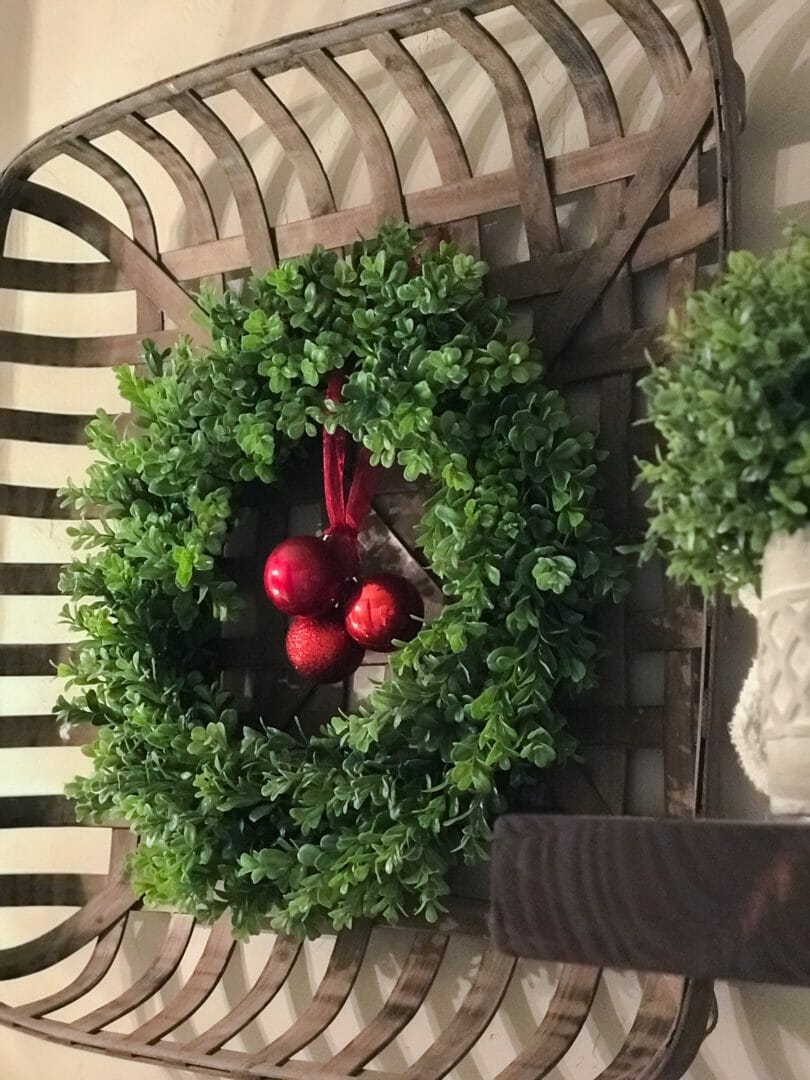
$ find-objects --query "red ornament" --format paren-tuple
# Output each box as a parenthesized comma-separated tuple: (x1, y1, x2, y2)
(263, 535, 344, 616)
(344, 573, 424, 652)
(286, 613, 365, 683)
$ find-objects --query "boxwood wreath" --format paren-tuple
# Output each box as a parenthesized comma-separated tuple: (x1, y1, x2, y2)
(58, 223, 625, 938)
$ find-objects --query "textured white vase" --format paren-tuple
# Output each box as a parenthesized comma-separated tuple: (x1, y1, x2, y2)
(759, 527, 810, 815)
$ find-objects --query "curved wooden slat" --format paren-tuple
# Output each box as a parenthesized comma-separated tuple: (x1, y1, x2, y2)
(696, 0, 742, 251)
(515, 0, 631, 333)
(606, 0, 699, 314)
(327, 931, 449, 1073)
(0, 406, 89, 444)
(0, 257, 123, 292)
(539, 50, 714, 360)
(496, 965, 601, 1080)
(640, 978, 716, 1080)
(117, 114, 225, 294)
(596, 976, 713, 1080)
(440, 10, 559, 258)
(403, 944, 516, 1080)
(229, 70, 335, 219)
(126, 913, 236, 1045)
(0, 716, 90, 747)
(0, 485, 71, 519)
(518, 0, 622, 144)
(0, 877, 136, 978)
(0, 327, 177, 367)
(173, 90, 276, 272)
(185, 935, 301, 1054)
(0, 564, 62, 595)
(0, 644, 70, 676)
(26, 919, 128, 1019)
(8, 180, 204, 341)
(0, 795, 77, 828)
(118, 113, 220, 247)
(2, 843, 132, 1015)
(301, 49, 404, 222)
(364, 32, 477, 253)
(74, 913, 196, 1033)
(246, 923, 373, 1067)
(64, 136, 162, 333)
(607, 0, 690, 99)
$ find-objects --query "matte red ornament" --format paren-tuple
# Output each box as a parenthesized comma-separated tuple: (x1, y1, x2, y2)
(344, 573, 424, 652)
(286, 613, 365, 684)
(263, 535, 344, 615)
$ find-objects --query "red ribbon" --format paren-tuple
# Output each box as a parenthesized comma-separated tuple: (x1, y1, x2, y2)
(323, 371, 376, 542)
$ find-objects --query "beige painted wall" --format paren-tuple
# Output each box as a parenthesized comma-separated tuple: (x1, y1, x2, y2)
(1, 1, 810, 1077)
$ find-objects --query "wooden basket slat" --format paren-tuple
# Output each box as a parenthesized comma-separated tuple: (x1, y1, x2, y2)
(126, 914, 238, 1045)
(73, 913, 196, 1033)
(0, 794, 82, 828)
(244, 924, 374, 1067)
(119, 114, 220, 247)
(0, 327, 177, 365)
(64, 136, 162, 333)
(302, 49, 405, 223)
(363, 31, 479, 254)
(23, 918, 129, 1020)
(0, 716, 91, 747)
(325, 930, 449, 1074)
(0, 486, 73, 518)
(441, 10, 560, 258)
(495, 964, 600, 1080)
(0, 644, 71, 677)
(183, 935, 303, 1054)
(402, 944, 516, 1080)
(9, 179, 205, 340)
(229, 70, 336, 219)
(174, 90, 277, 272)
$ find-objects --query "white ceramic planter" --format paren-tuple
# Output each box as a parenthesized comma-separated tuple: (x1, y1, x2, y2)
(759, 527, 810, 815)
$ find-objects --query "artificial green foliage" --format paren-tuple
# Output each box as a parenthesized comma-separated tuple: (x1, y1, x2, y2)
(639, 229, 810, 599)
(59, 223, 624, 937)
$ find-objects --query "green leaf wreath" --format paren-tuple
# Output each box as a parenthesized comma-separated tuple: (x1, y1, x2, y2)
(58, 223, 624, 937)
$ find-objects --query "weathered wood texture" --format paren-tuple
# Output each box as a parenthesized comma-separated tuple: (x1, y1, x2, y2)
(0, 1, 743, 1077)
(491, 815, 810, 986)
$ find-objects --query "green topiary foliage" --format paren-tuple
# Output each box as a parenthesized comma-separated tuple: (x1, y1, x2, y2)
(58, 222, 625, 938)
(639, 229, 810, 600)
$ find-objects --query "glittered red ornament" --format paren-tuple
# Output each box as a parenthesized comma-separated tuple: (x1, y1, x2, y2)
(263, 535, 344, 616)
(286, 613, 365, 683)
(344, 573, 424, 652)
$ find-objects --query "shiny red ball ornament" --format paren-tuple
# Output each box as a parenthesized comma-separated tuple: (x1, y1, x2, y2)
(286, 613, 365, 683)
(344, 573, 424, 652)
(263, 535, 344, 615)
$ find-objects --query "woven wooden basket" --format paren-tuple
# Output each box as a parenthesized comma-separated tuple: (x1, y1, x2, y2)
(0, 1, 743, 1076)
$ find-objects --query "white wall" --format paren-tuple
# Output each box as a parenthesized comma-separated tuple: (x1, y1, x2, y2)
(2, 2, 810, 1078)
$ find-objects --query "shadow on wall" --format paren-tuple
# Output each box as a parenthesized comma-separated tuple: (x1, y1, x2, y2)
(724, 0, 810, 251)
